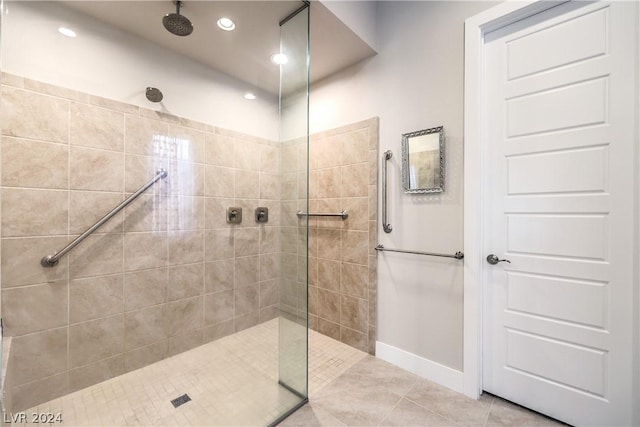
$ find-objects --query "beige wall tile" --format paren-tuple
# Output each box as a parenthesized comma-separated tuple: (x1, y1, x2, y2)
(124, 305, 168, 351)
(316, 199, 344, 230)
(204, 198, 234, 229)
(318, 168, 341, 198)
(70, 191, 125, 235)
(168, 329, 203, 357)
(89, 95, 139, 114)
(260, 253, 279, 282)
(167, 195, 204, 231)
(341, 295, 367, 333)
(235, 228, 259, 257)
(343, 197, 368, 231)
(340, 262, 368, 299)
(260, 144, 279, 174)
(124, 340, 167, 373)
(235, 311, 260, 332)
(167, 296, 203, 336)
(235, 170, 260, 199)
(70, 146, 124, 192)
(2, 138, 68, 189)
(340, 326, 368, 352)
(317, 318, 340, 341)
(1, 236, 69, 287)
(70, 102, 124, 151)
(368, 185, 377, 221)
(281, 173, 297, 200)
(204, 134, 234, 167)
(124, 268, 168, 311)
(2, 282, 68, 336)
(260, 173, 280, 200)
(341, 163, 368, 197)
(12, 327, 67, 386)
(342, 130, 369, 165)
(1, 188, 67, 237)
(124, 194, 167, 232)
(168, 124, 205, 163)
(317, 289, 340, 324)
(168, 230, 204, 265)
(169, 160, 204, 196)
(259, 226, 279, 254)
(69, 233, 124, 278)
(317, 229, 341, 261)
(205, 166, 234, 198)
(260, 306, 279, 322)
(369, 150, 377, 185)
(168, 263, 203, 301)
(124, 154, 170, 194)
(124, 115, 168, 157)
(124, 232, 168, 271)
(205, 260, 234, 293)
(308, 285, 318, 316)
(341, 230, 368, 265)
(203, 319, 233, 343)
(1, 86, 69, 143)
(204, 290, 234, 325)
(235, 283, 259, 316)
(68, 355, 124, 393)
(69, 314, 124, 368)
(12, 373, 68, 412)
(318, 259, 340, 292)
(260, 280, 278, 308)
(204, 228, 234, 261)
(234, 140, 260, 171)
(69, 274, 124, 324)
(23, 79, 87, 102)
(235, 256, 259, 287)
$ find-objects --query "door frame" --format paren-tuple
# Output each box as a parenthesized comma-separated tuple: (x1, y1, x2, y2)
(462, 3, 639, 422)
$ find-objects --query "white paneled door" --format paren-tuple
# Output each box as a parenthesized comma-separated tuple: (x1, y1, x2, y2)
(482, 2, 637, 426)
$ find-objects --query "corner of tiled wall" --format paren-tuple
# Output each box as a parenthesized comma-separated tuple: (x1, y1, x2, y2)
(307, 117, 379, 354)
(0, 73, 283, 411)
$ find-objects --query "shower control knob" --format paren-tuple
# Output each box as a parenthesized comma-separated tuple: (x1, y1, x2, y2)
(486, 254, 511, 265)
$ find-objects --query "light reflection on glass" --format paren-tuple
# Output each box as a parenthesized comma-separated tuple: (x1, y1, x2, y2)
(152, 134, 192, 232)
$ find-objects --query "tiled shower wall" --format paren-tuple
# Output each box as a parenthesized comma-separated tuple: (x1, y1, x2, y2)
(307, 118, 379, 354)
(0, 73, 282, 410)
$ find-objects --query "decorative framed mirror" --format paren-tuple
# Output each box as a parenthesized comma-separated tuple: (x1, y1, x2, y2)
(401, 126, 444, 193)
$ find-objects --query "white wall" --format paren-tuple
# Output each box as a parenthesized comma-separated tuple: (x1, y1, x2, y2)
(311, 1, 496, 372)
(319, 0, 378, 51)
(1, 1, 279, 140)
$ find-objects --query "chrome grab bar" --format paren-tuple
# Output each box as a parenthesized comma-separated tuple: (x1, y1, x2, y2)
(382, 150, 393, 233)
(375, 244, 464, 260)
(296, 210, 348, 220)
(41, 169, 168, 268)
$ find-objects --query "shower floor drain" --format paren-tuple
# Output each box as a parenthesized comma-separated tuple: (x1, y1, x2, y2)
(170, 393, 191, 408)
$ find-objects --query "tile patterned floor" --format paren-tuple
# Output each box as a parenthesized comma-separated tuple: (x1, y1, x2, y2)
(18, 318, 565, 427)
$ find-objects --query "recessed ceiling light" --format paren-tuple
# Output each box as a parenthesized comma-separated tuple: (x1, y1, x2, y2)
(217, 17, 235, 31)
(58, 27, 76, 38)
(270, 53, 288, 65)
(244, 93, 256, 100)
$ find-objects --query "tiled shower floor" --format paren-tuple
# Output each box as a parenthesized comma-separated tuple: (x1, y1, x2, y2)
(19, 318, 564, 427)
(18, 318, 367, 426)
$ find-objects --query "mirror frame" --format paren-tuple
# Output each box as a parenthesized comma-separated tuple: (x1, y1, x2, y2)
(401, 126, 444, 193)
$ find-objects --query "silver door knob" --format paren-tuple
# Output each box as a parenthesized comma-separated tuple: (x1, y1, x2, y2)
(487, 254, 511, 265)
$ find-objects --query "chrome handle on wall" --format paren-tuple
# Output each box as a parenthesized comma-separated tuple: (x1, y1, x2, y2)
(382, 150, 393, 233)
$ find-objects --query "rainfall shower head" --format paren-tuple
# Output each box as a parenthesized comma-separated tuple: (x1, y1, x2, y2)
(146, 87, 164, 103)
(163, 1, 193, 37)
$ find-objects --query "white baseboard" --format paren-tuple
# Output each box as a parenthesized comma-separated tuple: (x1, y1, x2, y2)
(376, 341, 464, 394)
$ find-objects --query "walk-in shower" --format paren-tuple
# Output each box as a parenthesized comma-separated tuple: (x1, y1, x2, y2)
(0, 1, 309, 425)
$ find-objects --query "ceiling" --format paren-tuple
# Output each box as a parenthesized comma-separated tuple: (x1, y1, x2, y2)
(61, 1, 376, 94)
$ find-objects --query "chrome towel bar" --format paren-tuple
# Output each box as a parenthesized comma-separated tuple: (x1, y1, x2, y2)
(375, 244, 464, 260)
(382, 150, 392, 233)
(41, 169, 168, 268)
(297, 211, 348, 220)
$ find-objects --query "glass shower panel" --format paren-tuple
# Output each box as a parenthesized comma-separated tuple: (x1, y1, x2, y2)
(274, 4, 310, 425)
